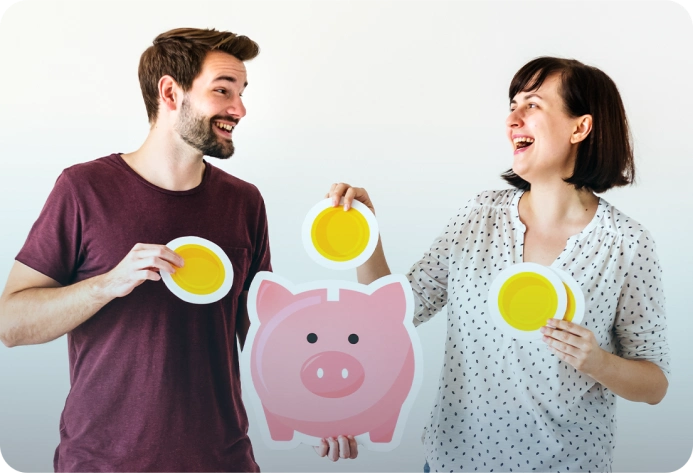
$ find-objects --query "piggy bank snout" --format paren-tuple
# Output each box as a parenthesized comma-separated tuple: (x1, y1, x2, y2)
(300, 351, 365, 398)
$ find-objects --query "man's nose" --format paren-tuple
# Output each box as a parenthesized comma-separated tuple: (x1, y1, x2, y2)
(228, 96, 246, 119)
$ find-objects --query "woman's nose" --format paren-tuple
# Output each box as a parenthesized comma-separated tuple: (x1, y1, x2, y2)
(506, 109, 523, 128)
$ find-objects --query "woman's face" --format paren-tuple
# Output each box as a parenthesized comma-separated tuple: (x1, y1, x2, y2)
(506, 74, 585, 186)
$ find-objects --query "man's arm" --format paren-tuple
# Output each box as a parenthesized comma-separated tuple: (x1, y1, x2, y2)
(0, 244, 184, 348)
(236, 291, 250, 351)
(0, 261, 112, 347)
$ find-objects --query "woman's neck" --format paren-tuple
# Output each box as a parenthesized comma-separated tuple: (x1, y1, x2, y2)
(519, 182, 599, 231)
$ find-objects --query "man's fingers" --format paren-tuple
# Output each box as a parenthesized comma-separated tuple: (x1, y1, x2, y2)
(337, 435, 350, 459)
(313, 439, 328, 457)
(327, 437, 339, 462)
(135, 247, 185, 268)
(136, 270, 161, 282)
(138, 257, 176, 275)
(348, 435, 358, 459)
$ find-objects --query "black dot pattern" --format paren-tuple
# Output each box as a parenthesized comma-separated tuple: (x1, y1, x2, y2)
(406, 189, 670, 472)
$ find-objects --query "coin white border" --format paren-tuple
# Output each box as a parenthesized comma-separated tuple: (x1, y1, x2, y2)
(552, 268, 585, 326)
(161, 236, 234, 304)
(488, 262, 567, 340)
(301, 198, 379, 270)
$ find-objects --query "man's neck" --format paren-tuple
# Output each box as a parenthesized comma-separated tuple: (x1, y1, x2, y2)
(120, 125, 206, 192)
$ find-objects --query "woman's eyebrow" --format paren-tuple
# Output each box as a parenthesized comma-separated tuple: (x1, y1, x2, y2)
(510, 93, 544, 105)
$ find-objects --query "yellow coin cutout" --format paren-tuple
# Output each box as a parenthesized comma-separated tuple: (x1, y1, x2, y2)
(563, 282, 576, 322)
(171, 244, 225, 295)
(311, 207, 370, 262)
(498, 272, 558, 331)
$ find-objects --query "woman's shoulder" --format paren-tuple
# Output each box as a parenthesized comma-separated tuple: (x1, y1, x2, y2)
(597, 198, 655, 246)
(465, 188, 522, 209)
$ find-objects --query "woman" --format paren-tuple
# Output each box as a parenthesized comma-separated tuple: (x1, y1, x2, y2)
(315, 57, 670, 471)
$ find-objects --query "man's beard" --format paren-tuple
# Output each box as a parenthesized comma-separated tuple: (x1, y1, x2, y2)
(175, 96, 236, 159)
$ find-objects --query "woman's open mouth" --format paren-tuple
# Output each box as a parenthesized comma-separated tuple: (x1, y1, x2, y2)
(513, 136, 534, 154)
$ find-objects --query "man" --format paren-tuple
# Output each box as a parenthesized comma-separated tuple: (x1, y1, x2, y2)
(0, 28, 270, 472)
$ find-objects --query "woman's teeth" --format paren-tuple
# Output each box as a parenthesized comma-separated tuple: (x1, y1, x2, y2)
(513, 136, 534, 149)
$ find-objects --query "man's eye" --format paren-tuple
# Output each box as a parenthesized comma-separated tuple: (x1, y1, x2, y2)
(215, 89, 227, 94)
(528, 103, 537, 109)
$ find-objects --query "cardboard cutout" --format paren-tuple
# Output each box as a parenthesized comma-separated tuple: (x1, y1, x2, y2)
(161, 236, 234, 304)
(242, 272, 423, 451)
(488, 262, 585, 339)
(302, 198, 379, 270)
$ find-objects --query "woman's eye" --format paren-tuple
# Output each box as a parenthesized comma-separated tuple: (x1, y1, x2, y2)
(215, 89, 227, 94)
(528, 103, 537, 109)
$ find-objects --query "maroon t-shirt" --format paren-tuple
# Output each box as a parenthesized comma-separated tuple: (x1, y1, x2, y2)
(16, 153, 271, 472)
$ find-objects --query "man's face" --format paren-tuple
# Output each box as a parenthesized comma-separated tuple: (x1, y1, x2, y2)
(174, 51, 248, 159)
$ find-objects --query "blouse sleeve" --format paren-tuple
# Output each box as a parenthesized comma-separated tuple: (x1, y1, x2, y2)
(406, 200, 476, 326)
(613, 229, 671, 381)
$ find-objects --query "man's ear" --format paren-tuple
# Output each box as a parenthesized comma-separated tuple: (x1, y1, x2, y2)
(158, 75, 181, 114)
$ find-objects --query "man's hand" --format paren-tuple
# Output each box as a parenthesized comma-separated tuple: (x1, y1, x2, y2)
(101, 243, 185, 299)
(313, 435, 358, 462)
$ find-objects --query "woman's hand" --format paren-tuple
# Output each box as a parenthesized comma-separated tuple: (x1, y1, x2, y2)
(326, 183, 375, 215)
(540, 318, 607, 377)
(313, 435, 359, 462)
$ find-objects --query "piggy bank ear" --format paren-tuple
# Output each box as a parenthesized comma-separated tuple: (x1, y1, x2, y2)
(370, 281, 407, 322)
(255, 279, 296, 324)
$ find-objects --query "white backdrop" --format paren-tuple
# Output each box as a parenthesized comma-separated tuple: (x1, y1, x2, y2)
(0, 1, 692, 472)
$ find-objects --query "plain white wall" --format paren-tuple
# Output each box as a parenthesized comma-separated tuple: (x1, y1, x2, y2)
(0, 1, 692, 472)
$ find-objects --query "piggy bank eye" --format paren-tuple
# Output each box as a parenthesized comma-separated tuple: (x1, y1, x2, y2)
(348, 334, 359, 344)
(307, 333, 318, 343)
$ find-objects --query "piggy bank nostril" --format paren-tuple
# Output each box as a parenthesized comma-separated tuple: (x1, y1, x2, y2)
(317, 368, 324, 379)
(342, 368, 348, 379)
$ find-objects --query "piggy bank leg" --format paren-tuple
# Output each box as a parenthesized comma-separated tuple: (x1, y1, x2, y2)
(263, 408, 295, 441)
(369, 411, 400, 443)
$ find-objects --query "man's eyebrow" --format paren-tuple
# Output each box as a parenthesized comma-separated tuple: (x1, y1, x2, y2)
(510, 92, 543, 105)
(213, 75, 249, 88)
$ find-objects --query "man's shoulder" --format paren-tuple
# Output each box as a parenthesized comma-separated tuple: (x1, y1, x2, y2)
(208, 163, 263, 199)
(60, 153, 121, 182)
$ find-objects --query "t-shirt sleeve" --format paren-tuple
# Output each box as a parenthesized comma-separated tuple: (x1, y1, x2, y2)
(613, 230, 671, 381)
(15, 171, 83, 286)
(243, 195, 272, 291)
(406, 199, 476, 326)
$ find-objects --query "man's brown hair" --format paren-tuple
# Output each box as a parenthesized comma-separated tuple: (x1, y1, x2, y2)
(138, 27, 260, 123)
(502, 57, 634, 193)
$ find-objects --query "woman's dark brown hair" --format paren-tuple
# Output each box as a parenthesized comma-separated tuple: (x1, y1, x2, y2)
(502, 57, 634, 193)
(138, 28, 260, 124)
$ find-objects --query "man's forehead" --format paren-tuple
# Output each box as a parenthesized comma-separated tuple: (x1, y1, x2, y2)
(199, 51, 247, 83)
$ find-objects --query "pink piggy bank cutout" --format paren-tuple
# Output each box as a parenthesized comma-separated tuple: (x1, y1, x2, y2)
(242, 272, 423, 451)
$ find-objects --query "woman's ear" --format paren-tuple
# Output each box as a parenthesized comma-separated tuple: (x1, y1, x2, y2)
(571, 114, 593, 144)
